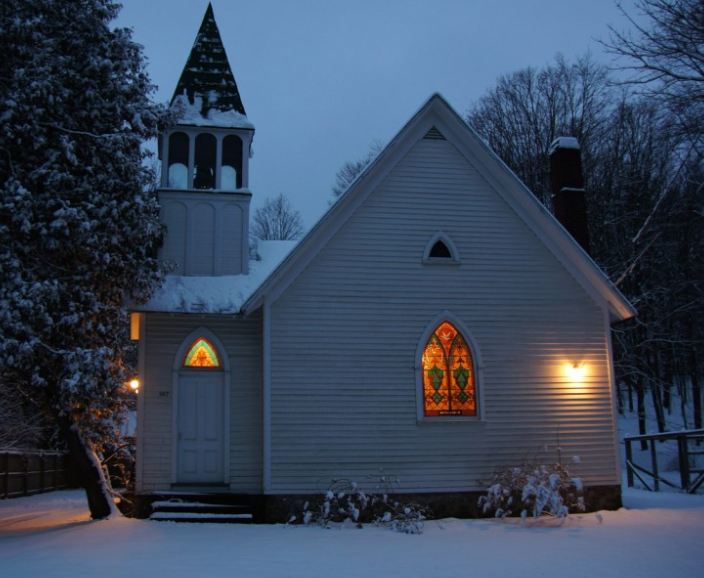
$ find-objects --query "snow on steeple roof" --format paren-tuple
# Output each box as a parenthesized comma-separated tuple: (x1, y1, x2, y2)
(170, 3, 247, 121)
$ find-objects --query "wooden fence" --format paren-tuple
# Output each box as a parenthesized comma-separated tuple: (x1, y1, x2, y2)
(0, 449, 71, 499)
(624, 429, 704, 494)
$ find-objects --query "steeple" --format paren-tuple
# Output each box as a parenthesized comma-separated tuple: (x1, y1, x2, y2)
(158, 3, 254, 277)
(171, 2, 247, 120)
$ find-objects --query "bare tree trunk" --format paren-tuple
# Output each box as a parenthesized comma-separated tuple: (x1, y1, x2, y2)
(679, 373, 689, 430)
(663, 381, 671, 413)
(631, 377, 648, 450)
(692, 351, 702, 431)
(637, 386, 647, 449)
(659, 350, 671, 412)
(58, 416, 115, 519)
(650, 381, 666, 433)
(646, 346, 667, 432)
(628, 380, 634, 413)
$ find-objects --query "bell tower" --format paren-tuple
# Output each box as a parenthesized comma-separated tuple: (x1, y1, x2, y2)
(158, 3, 253, 276)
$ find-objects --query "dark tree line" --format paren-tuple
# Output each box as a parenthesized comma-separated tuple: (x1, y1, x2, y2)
(467, 0, 703, 439)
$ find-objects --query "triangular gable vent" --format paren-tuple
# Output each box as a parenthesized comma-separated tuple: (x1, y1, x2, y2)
(423, 126, 446, 140)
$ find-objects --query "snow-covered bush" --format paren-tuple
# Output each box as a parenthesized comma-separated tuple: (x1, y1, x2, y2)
(292, 477, 428, 533)
(478, 462, 585, 519)
(378, 502, 426, 535)
(304, 479, 371, 528)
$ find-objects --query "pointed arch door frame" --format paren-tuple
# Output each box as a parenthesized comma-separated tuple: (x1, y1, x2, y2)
(415, 311, 484, 422)
(171, 327, 231, 485)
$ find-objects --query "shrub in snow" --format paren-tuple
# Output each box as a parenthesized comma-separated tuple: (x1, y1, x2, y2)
(378, 502, 427, 535)
(292, 477, 427, 533)
(311, 480, 370, 528)
(478, 462, 585, 519)
(103, 437, 136, 491)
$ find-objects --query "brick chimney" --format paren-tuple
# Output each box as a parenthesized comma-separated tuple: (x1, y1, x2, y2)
(549, 137, 590, 254)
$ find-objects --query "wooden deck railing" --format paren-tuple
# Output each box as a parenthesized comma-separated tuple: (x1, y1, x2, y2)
(624, 429, 704, 494)
(0, 449, 71, 498)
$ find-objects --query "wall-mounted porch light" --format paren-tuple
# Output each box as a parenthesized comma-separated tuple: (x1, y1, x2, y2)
(566, 362, 586, 381)
(128, 378, 140, 394)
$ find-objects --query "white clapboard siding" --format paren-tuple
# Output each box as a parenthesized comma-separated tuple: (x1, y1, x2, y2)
(137, 312, 262, 493)
(159, 191, 249, 276)
(268, 137, 618, 494)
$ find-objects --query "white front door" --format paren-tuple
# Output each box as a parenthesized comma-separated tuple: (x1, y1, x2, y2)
(177, 372, 225, 483)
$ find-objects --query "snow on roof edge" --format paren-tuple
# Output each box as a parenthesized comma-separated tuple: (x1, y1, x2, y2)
(134, 240, 297, 314)
(549, 136, 580, 153)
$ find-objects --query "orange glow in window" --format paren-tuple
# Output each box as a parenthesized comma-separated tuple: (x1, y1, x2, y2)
(183, 337, 221, 368)
(422, 322, 476, 416)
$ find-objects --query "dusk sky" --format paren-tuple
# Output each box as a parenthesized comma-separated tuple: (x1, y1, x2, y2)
(116, 0, 638, 226)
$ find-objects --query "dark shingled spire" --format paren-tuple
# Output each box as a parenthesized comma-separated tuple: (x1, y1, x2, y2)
(171, 3, 246, 117)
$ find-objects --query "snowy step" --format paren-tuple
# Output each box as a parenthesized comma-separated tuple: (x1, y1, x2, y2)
(149, 511, 253, 523)
(151, 500, 251, 515)
(151, 500, 219, 508)
(148, 497, 255, 523)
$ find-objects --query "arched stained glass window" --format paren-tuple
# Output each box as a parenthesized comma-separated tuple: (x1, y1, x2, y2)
(422, 321, 476, 416)
(183, 337, 221, 368)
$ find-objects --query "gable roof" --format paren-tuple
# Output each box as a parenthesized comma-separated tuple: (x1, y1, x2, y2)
(243, 93, 636, 322)
(171, 3, 246, 118)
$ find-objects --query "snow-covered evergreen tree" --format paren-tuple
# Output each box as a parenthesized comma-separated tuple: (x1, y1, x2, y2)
(0, 0, 167, 518)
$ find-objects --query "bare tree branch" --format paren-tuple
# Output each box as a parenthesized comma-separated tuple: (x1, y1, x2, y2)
(252, 194, 304, 240)
(602, 0, 704, 140)
(332, 141, 383, 198)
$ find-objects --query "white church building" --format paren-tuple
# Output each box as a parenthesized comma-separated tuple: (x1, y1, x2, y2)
(132, 4, 635, 520)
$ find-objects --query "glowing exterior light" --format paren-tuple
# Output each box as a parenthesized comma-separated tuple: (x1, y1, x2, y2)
(129, 378, 140, 393)
(567, 363, 586, 381)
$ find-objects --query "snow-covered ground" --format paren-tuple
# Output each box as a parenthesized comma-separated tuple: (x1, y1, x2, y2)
(2, 400, 701, 577)
(1, 488, 702, 578)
